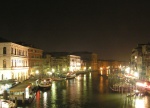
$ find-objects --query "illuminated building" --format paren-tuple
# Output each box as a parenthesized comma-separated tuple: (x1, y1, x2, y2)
(0, 38, 29, 81)
(98, 60, 128, 75)
(131, 43, 150, 80)
(47, 52, 81, 73)
(28, 46, 43, 77)
(71, 52, 98, 71)
(67, 55, 81, 72)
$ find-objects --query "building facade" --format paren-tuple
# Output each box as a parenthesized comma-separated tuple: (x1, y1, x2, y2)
(28, 47, 43, 77)
(71, 52, 98, 71)
(98, 60, 129, 76)
(131, 43, 150, 80)
(67, 55, 81, 72)
(0, 42, 29, 81)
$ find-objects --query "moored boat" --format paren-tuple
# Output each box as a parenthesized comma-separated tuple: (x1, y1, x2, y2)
(38, 78, 52, 89)
(66, 72, 76, 79)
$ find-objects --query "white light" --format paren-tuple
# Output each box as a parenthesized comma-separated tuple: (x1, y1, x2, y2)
(52, 69, 55, 72)
(36, 70, 39, 74)
(125, 67, 130, 73)
(47, 71, 52, 75)
(134, 72, 139, 78)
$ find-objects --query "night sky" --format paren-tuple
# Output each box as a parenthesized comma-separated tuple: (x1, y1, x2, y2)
(0, 1, 150, 61)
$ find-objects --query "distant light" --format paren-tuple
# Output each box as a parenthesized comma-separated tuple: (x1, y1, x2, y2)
(36, 70, 39, 74)
(125, 67, 130, 73)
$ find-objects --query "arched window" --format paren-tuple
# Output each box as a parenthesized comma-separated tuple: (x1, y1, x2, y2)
(15, 49, 16, 55)
(3, 59, 6, 68)
(3, 47, 6, 54)
(11, 48, 13, 54)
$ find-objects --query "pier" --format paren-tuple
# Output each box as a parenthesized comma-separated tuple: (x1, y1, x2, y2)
(8, 78, 38, 106)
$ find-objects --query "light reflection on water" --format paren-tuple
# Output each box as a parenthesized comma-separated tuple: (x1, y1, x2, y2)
(23, 72, 150, 108)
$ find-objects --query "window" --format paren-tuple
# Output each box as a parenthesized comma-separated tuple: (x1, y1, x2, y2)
(11, 48, 13, 54)
(3, 59, 6, 68)
(3, 47, 6, 54)
(15, 49, 16, 55)
(11, 60, 13, 67)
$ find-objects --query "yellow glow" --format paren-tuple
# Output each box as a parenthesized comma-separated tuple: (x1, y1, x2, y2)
(36, 70, 39, 74)
(83, 67, 86, 71)
(89, 67, 91, 69)
(76, 75, 81, 80)
(52, 68, 55, 72)
(63, 68, 66, 71)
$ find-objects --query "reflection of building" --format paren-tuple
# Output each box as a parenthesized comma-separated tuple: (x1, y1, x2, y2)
(98, 60, 128, 75)
(0, 38, 29, 82)
(131, 43, 150, 80)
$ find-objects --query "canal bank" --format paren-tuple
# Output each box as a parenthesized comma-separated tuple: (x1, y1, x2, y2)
(8, 78, 38, 106)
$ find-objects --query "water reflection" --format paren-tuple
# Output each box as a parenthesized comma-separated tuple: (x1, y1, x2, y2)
(43, 92, 47, 108)
(26, 72, 150, 108)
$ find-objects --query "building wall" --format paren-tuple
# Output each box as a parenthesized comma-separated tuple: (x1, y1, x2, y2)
(68, 55, 81, 72)
(130, 43, 150, 80)
(51, 56, 68, 73)
(28, 47, 43, 76)
(91, 53, 98, 71)
(0, 42, 29, 81)
(98, 60, 128, 75)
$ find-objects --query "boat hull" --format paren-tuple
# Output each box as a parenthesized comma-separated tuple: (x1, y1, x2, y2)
(38, 78, 52, 89)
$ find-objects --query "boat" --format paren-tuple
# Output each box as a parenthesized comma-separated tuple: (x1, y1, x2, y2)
(66, 72, 76, 79)
(38, 78, 52, 89)
(0, 99, 15, 108)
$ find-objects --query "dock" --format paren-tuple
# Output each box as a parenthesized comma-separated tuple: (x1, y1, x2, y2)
(8, 78, 38, 105)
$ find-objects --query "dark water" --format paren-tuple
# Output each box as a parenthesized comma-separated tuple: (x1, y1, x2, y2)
(21, 72, 150, 108)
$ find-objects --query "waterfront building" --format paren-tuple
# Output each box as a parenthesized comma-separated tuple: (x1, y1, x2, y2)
(47, 52, 82, 73)
(0, 38, 29, 82)
(51, 56, 68, 74)
(67, 55, 81, 72)
(98, 60, 129, 75)
(28, 46, 43, 78)
(71, 51, 98, 71)
(42, 52, 52, 76)
(131, 43, 150, 80)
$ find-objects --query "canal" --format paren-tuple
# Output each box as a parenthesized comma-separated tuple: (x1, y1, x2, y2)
(20, 71, 150, 108)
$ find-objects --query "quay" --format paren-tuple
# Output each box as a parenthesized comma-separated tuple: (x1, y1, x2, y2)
(8, 78, 38, 106)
